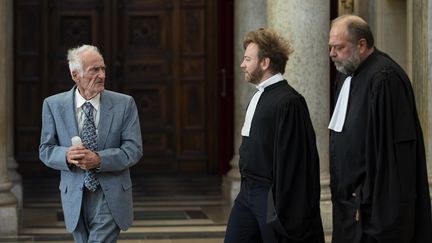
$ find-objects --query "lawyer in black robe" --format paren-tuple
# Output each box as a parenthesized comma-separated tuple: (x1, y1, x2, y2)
(239, 80, 324, 243)
(330, 49, 432, 243)
(225, 27, 324, 243)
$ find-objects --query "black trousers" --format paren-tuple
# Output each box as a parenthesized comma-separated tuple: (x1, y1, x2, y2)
(224, 178, 276, 243)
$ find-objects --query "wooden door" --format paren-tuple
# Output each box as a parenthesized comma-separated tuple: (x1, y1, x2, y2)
(14, 0, 218, 175)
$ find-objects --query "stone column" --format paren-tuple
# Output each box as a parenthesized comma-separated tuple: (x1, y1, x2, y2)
(422, 0, 432, 196)
(427, 0, 432, 167)
(428, 0, 432, 197)
(223, 0, 267, 203)
(267, 0, 331, 232)
(0, 0, 18, 236)
(402, 0, 432, 198)
(7, 0, 22, 221)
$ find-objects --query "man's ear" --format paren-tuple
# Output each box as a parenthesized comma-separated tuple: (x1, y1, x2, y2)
(71, 70, 79, 81)
(260, 57, 270, 70)
(358, 38, 368, 54)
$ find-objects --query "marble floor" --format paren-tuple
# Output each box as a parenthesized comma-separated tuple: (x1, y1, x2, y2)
(5, 175, 230, 243)
(1, 175, 331, 243)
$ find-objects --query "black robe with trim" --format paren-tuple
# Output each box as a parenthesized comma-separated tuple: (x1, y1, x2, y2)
(239, 80, 324, 243)
(330, 49, 432, 243)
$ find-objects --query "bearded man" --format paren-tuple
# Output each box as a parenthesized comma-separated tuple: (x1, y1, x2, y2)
(224, 28, 324, 243)
(328, 15, 432, 243)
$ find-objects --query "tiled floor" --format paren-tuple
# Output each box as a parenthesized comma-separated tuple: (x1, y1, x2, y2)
(12, 176, 230, 243)
(0, 239, 224, 243)
(1, 176, 331, 243)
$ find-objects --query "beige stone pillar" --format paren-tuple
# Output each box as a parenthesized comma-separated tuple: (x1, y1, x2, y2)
(0, 0, 18, 236)
(374, 0, 408, 72)
(5, 0, 22, 214)
(356, 0, 432, 217)
(427, 0, 432, 197)
(399, 0, 432, 199)
(223, 0, 267, 203)
(267, 0, 331, 233)
(413, 0, 432, 197)
(427, 0, 432, 183)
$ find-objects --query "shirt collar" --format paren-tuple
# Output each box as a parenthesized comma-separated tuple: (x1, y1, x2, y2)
(256, 73, 284, 91)
(75, 88, 101, 111)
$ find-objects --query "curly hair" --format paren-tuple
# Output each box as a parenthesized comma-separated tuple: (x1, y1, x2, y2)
(243, 28, 294, 74)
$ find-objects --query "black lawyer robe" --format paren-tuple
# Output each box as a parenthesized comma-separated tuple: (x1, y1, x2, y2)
(268, 85, 324, 243)
(330, 49, 432, 243)
(239, 80, 324, 243)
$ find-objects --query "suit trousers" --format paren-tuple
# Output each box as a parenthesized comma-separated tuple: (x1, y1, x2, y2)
(72, 186, 120, 243)
(224, 178, 276, 243)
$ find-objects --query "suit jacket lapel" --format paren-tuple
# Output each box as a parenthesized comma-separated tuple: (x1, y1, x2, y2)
(60, 87, 79, 142)
(98, 91, 114, 150)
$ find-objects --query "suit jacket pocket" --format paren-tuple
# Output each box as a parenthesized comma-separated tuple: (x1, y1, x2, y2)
(59, 183, 71, 202)
(122, 181, 132, 191)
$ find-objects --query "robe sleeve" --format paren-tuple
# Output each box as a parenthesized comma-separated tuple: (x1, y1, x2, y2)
(362, 69, 422, 242)
(267, 96, 323, 242)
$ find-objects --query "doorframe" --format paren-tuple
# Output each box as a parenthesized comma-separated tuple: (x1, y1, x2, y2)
(216, 0, 234, 175)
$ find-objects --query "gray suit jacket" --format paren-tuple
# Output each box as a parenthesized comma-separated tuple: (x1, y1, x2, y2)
(39, 87, 143, 232)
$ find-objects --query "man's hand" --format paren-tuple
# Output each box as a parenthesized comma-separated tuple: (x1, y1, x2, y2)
(67, 145, 101, 170)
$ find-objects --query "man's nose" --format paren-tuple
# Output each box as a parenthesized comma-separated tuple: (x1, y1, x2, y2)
(98, 69, 105, 79)
(329, 47, 336, 57)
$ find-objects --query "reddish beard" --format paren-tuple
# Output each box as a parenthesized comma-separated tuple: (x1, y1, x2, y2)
(247, 66, 264, 84)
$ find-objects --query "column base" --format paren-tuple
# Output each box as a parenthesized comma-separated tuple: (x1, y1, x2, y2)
(0, 204, 18, 235)
(8, 156, 23, 210)
(320, 178, 332, 234)
(429, 176, 432, 210)
(222, 154, 241, 204)
(10, 183, 22, 209)
(320, 199, 333, 234)
(222, 175, 241, 205)
(10, 183, 23, 227)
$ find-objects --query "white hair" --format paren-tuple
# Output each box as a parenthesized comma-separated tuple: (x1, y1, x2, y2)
(67, 44, 102, 77)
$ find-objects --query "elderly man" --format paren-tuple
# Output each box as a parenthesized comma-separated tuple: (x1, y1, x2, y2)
(39, 44, 143, 243)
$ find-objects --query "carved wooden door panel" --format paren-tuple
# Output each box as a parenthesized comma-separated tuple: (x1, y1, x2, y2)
(14, 0, 218, 175)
